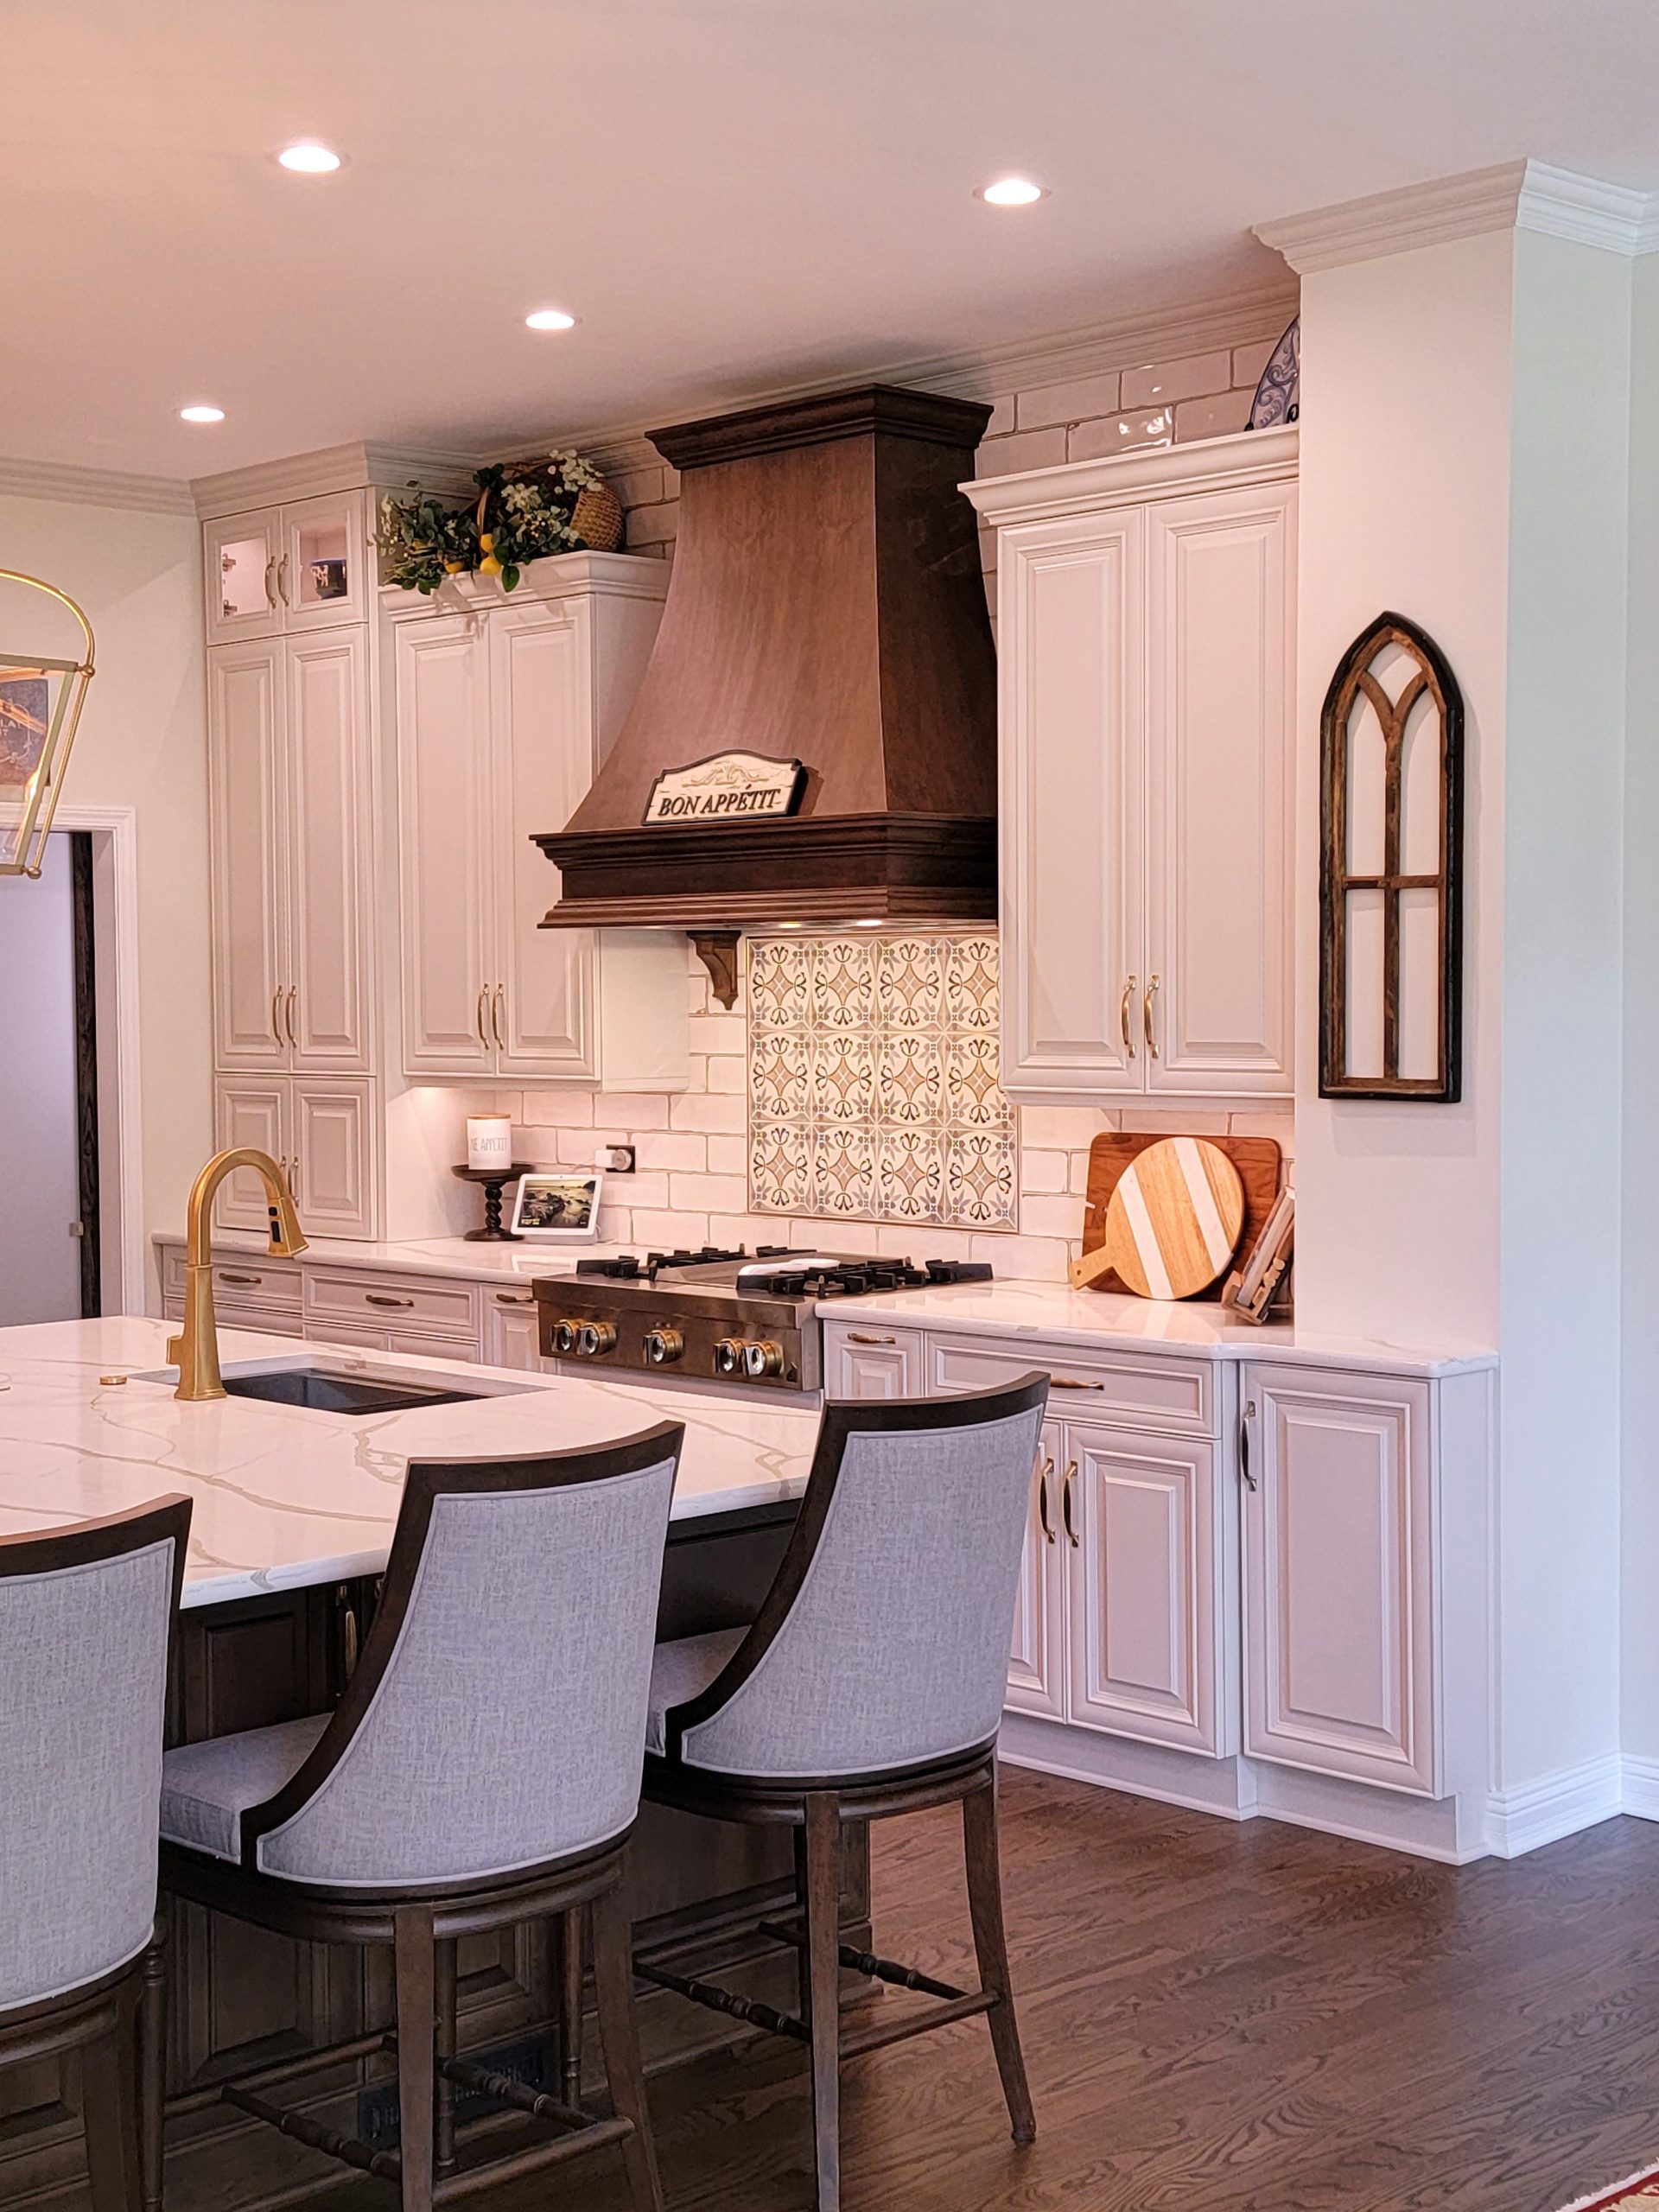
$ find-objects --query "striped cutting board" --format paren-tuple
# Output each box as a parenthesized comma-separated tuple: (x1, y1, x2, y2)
(1098, 1136, 1246, 1300)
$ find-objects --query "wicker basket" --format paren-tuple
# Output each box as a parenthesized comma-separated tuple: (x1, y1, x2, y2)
(569, 477, 624, 553)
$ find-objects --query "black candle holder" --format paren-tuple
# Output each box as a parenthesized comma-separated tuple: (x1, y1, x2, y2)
(451, 1162, 534, 1243)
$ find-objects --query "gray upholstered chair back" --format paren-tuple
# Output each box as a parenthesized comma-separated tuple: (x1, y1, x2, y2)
(669, 1376, 1048, 1781)
(0, 1497, 190, 2014)
(248, 1425, 683, 1888)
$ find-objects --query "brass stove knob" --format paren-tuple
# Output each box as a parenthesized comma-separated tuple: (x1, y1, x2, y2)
(575, 1321, 617, 1357)
(742, 1340, 785, 1378)
(644, 1328, 684, 1366)
(552, 1318, 580, 1355)
(713, 1338, 745, 1376)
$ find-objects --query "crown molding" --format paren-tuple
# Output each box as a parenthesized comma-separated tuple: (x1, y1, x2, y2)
(1257, 159, 1659, 274)
(964, 423, 1299, 527)
(0, 456, 194, 517)
(557, 283, 1301, 479)
(192, 439, 483, 519)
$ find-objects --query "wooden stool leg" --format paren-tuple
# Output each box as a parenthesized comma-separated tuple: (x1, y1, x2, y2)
(83, 1986, 142, 2212)
(434, 1939, 458, 2177)
(393, 1907, 437, 2212)
(803, 1792, 842, 2212)
(963, 1776, 1035, 2145)
(590, 1885, 663, 2212)
(138, 1926, 167, 2212)
(555, 1908, 583, 2107)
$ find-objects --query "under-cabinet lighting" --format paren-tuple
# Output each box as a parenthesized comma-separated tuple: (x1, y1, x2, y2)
(179, 404, 225, 423)
(978, 176, 1046, 207)
(524, 308, 578, 331)
(277, 142, 342, 174)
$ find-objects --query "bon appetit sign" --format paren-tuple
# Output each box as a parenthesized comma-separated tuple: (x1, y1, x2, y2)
(644, 751, 807, 824)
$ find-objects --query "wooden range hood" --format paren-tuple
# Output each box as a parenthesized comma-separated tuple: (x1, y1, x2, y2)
(533, 384, 998, 993)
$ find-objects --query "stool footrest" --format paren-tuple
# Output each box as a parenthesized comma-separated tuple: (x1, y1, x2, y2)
(435, 2051, 595, 2134)
(632, 1956, 810, 2043)
(219, 2083, 401, 2183)
(757, 1918, 969, 2004)
(840, 1988, 997, 2058)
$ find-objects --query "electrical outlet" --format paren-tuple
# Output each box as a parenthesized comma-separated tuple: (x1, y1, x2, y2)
(595, 1143, 635, 1174)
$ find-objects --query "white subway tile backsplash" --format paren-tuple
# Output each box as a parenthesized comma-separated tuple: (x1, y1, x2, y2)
(705, 1055, 747, 1094)
(1017, 1104, 1115, 1150)
(632, 1130, 708, 1172)
(629, 1209, 712, 1248)
(975, 427, 1067, 477)
(590, 1092, 671, 1129)
(1067, 410, 1173, 462)
(1018, 1149, 1071, 1193)
(519, 1090, 595, 1128)
(1173, 391, 1249, 442)
(1015, 370, 1122, 430)
(670, 1091, 747, 1134)
(671, 1171, 749, 1215)
(1120, 350, 1233, 409)
(705, 1132, 747, 1176)
(1018, 1192, 1087, 1241)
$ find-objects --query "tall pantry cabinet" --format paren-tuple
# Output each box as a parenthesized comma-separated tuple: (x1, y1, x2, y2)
(968, 425, 1298, 1103)
(196, 445, 685, 1241)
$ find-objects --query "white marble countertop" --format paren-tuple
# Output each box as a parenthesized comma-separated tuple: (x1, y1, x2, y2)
(814, 1280, 1497, 1377)
(152, 1228, 634, 1286)
(0, 1319, 820, 1608)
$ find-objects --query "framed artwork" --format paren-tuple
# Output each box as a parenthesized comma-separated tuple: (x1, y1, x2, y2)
(510, 1172, 604, 1240)
(1319, 611, 1465, 1102)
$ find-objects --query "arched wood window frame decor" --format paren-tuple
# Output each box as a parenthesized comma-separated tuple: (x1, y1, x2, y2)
(1319, 611, 1465, 1102)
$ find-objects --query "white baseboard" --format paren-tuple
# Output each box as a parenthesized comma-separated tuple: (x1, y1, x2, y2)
(1483, 1754, 1624, 1858)
(1618, 1753, 1659, 1822)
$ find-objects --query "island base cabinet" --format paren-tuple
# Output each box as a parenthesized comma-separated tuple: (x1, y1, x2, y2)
(1242, 1366, 1440, 1797)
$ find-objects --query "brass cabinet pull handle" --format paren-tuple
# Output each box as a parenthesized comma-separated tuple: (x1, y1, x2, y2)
(1121, 976, 1137, 1059)
(1037, 1456, 1056, 1544)
(495, 1292, 531, 1306)
(287, 1154, 300, 1198)
(1241, 1398, 1257, 1491)
(476, 986, 490, 1046)
(218, 1271, 262, 1287)
(285, 984, 298, 1046)
(1144, 974, 1160, 1058)
(263, 556, 281, 610)
(343, 1604, 359, 1679)
(847, 1332, 897, 1346)
(365, 1293, 414, 1309)
(1062, 1461, 1080, 1548)
(275, 554, 290, 607)
(1051, 1376, 1104, 1391)
(492, 984, 505, 1047)
(271, 987, 285, 1046)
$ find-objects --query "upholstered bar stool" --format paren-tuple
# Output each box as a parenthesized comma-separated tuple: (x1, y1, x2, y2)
(157, 1425, 683, 2212)
(0, 1496, 193, 2212)
(640, 1375, 1050, 2212)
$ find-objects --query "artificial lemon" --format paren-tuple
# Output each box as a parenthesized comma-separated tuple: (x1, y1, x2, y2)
(479, 532, 495, 553)
(480, 555, 503, 576)
(443, 558, 465, 574)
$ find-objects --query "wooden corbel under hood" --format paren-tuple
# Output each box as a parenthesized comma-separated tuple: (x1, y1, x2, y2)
(532, 384, 999, 991)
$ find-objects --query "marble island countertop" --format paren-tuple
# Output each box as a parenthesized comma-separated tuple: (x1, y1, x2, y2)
(0, 1319, 821, 1608)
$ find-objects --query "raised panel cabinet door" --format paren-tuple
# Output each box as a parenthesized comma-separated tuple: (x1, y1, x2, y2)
(279, 490, 369, 632)
(1243, 1366, 1439, 1796)
(285, 628, 374, 1071)
(1007, 1419, 1067, 1719)
(998, 510, 1144, 1098)
(1065, 1424, 1220, 1754)
(488, 598, 596, 1074)
(207, 640, 289, 1068)
(394, 610, 496, 1074)
(211, 1078, 289, 1233)
(1143, 483, 1295, 1095)
(824, 1325, 924, 1398)
(203, 508, 283, 645)
(291, 1078, 378, 1238)
(484, 1291, 544, 1370)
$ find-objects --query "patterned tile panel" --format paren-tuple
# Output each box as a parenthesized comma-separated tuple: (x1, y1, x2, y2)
(747, 931, 1015, 1230)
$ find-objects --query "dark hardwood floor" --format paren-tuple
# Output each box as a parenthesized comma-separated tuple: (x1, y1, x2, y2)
(321, 1769, 1659, 2212)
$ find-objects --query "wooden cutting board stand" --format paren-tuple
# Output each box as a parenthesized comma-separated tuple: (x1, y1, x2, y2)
(1073, 1132, 1284, 1301)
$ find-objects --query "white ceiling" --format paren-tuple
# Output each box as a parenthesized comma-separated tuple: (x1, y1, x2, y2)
(8, 0, 1659, 479)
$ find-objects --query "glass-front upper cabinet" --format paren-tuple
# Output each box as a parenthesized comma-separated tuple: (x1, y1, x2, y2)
(204, 492, 368, 645)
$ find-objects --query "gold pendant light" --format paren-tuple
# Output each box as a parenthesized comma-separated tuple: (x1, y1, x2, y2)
(0, 570, 96, 877)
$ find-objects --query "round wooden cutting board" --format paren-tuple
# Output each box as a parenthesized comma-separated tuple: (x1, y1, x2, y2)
(1100, 1135, 1246, 1300)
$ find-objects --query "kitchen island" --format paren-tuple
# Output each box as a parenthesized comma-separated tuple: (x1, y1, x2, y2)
(0, 1319, 832, 2212)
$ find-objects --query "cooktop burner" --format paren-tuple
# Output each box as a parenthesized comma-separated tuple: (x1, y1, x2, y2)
(575, 1243, 793, 1282)
(735, 1258, 993, 1299)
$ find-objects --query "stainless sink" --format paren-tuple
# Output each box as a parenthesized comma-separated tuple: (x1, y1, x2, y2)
(219, 1366, 487, 1415)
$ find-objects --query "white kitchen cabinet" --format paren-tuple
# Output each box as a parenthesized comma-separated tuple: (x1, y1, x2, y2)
(969, 429, 1298, 1103)
(1241, 1364, 1439, 1796)
(1065, 1423, 1220, 1753)
(213, 1077, 378, 1241)
(823, 1322, 924, 1399)
(204, 492, 368, 645)
(483, 1288, 545, 1371)
(207, 628, 373, 1075)
(392, 556, 687, 1087)
(1007, 1419, 1066, 1719)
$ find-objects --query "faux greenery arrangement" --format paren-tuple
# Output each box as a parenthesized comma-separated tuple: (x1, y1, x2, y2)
(378, 450, 623, 594)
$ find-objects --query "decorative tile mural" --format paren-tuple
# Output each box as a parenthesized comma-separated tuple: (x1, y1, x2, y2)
(747, 932, 1016, 1230)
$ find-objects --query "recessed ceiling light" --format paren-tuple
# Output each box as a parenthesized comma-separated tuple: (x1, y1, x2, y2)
(524, 308, 578, 331)
(978, 176, 1046, 207)
(179, 404, 226, 423)
(277, 141, 342, 174)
